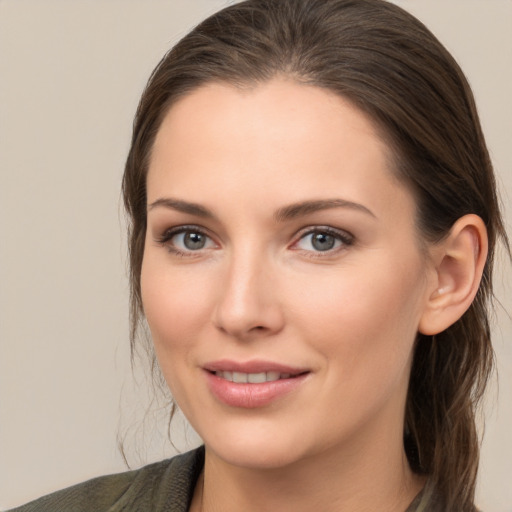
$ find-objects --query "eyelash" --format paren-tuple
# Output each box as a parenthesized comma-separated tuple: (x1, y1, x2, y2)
(155, 225, 214, 257)
(155, 225, 354, 258)
(291, 226, 354, 258)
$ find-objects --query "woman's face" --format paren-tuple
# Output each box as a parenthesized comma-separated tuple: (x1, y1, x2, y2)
(141, 79, 435, 470)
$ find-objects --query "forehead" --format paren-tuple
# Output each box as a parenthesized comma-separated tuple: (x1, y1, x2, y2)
(147, 78, 413, 222)
(153, 79, 386, 160)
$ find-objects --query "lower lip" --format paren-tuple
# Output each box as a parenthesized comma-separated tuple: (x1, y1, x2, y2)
(205, 371, 309, 408)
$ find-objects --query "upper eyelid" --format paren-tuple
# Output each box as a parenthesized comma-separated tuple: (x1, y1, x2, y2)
(293, 225, 354, 241)
(157, 224, 212, 239)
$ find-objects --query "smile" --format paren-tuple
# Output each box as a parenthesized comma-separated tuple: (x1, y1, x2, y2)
(213, 371, 292, 383)
(204, 361, 310, 408)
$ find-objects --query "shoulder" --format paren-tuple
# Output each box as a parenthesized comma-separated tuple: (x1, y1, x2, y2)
(7, 446, 204, 512)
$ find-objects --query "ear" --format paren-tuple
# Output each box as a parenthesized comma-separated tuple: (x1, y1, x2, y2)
(419, 214, 488, 336)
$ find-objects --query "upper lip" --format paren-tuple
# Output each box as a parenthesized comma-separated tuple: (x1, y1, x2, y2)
(203, 359, 309, 375)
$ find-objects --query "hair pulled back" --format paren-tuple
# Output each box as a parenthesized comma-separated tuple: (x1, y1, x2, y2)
(123, 1, 508, 509)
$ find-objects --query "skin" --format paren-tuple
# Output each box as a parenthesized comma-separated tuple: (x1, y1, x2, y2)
(141, 78, 440, 511)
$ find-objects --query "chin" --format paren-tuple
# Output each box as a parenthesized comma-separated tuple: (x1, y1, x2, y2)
(200, 421, 316, 471)
(210, 442, 305, 471)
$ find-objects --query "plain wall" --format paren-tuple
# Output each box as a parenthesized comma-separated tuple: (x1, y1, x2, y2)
(1, 1, 510, 510)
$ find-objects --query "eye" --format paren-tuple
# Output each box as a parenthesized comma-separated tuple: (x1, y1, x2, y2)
(156, 226, 216, 254)
(294, 228, 353, 253)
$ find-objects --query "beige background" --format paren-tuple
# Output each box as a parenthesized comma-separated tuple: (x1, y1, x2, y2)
(0, 0, 510, 510)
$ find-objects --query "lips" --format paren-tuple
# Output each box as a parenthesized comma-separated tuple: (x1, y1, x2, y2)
(203, 360, 309, 408)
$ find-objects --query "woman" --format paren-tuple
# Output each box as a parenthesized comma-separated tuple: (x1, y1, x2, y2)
(9, 0, 508, 511)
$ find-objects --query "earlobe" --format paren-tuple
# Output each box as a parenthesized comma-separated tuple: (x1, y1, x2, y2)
(419, 214, 488, 336)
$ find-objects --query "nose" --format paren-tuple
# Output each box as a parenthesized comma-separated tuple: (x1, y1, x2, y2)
(212, 250, 285, 340)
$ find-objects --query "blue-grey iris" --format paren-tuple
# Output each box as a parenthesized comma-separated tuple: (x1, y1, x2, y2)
(312, 232, 335, 251)
(184, 232, 206, 250)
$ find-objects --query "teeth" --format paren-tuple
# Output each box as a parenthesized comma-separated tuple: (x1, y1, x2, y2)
(248, 372, 266, 383)
(266, 371, 280, 382)
(215, 371, 292, 383)
(233, 372, 248, 383)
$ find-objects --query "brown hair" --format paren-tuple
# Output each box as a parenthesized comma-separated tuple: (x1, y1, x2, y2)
(122, 0, 508, 509)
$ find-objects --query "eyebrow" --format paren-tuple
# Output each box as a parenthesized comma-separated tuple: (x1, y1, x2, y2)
(274, 199, 376, 222)
(147, 198, 215, 218)
(147, 197, 375, 221)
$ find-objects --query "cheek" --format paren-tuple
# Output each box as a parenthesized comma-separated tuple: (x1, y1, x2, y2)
(140, 255, 217, 408)
(140, 255, 214, 352)
(289, 254, 426, 369)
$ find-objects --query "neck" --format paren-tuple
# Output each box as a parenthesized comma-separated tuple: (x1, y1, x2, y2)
(191, 427, 424, 512)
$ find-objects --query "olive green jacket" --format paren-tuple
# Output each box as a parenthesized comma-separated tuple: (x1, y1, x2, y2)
(8, 448, 204, 512)
(9, 446, 441, 511)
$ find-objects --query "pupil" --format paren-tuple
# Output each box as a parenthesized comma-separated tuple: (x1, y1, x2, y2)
(184, 232, 206, 250)
(312, 232, 335, 251)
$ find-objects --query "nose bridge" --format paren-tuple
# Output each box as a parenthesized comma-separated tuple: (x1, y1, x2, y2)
(213, 243, 283, 338)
